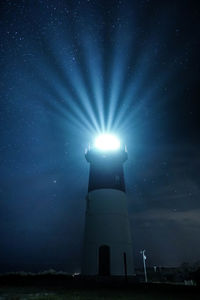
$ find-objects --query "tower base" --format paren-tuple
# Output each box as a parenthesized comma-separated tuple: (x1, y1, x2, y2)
(82, 189, 134, 276)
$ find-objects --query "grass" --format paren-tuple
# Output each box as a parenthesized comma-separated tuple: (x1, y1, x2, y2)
(0, 286, 199, 300)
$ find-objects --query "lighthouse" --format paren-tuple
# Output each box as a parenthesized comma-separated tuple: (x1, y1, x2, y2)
(82, 134, 134, 276)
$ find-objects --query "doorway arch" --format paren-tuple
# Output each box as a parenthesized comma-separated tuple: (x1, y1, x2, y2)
(98, 245, 110, 276)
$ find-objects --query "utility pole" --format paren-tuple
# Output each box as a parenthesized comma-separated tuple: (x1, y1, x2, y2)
(140, 250, 147, 283)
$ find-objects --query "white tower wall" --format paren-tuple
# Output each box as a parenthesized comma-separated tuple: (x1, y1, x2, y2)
(82, 188, 134, 276)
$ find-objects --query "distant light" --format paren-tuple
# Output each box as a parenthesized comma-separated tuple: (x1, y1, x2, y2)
(72, 272, 80, 277)
(94, 134, 120, 151)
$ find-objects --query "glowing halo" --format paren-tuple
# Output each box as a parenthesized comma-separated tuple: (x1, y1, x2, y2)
(94, 134, 120, 151)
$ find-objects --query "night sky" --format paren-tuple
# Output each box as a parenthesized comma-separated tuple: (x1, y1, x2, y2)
(0, 0, 200, 273)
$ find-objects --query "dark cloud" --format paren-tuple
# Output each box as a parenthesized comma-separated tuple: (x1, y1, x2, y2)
(131, 208, 200, 266)
(127, 145, 200, 212)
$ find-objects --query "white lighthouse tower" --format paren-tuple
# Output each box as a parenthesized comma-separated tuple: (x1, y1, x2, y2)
(82, 134, 134, 276)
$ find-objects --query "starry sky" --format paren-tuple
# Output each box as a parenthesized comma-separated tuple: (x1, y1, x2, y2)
(0, 0, 200, 273)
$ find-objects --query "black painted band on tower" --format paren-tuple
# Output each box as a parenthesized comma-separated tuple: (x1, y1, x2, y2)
(85, 148, 128, 193)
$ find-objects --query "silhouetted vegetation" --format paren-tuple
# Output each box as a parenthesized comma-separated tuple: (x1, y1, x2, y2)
(0, 272, 200, 299)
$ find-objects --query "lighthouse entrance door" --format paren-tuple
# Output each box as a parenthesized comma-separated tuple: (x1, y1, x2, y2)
(99, 245, 110, 276)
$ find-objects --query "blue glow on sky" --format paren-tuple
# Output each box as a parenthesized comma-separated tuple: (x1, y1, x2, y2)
(0, 0, 199, 273)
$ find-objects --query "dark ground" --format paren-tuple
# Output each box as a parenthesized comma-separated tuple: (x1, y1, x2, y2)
(0, 275, 199, 299)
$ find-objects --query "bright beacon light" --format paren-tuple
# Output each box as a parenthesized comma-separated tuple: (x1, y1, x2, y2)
(94, 134, 120, 151)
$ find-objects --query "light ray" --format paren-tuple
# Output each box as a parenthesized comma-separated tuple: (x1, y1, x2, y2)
(80, 33, 105, 133)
